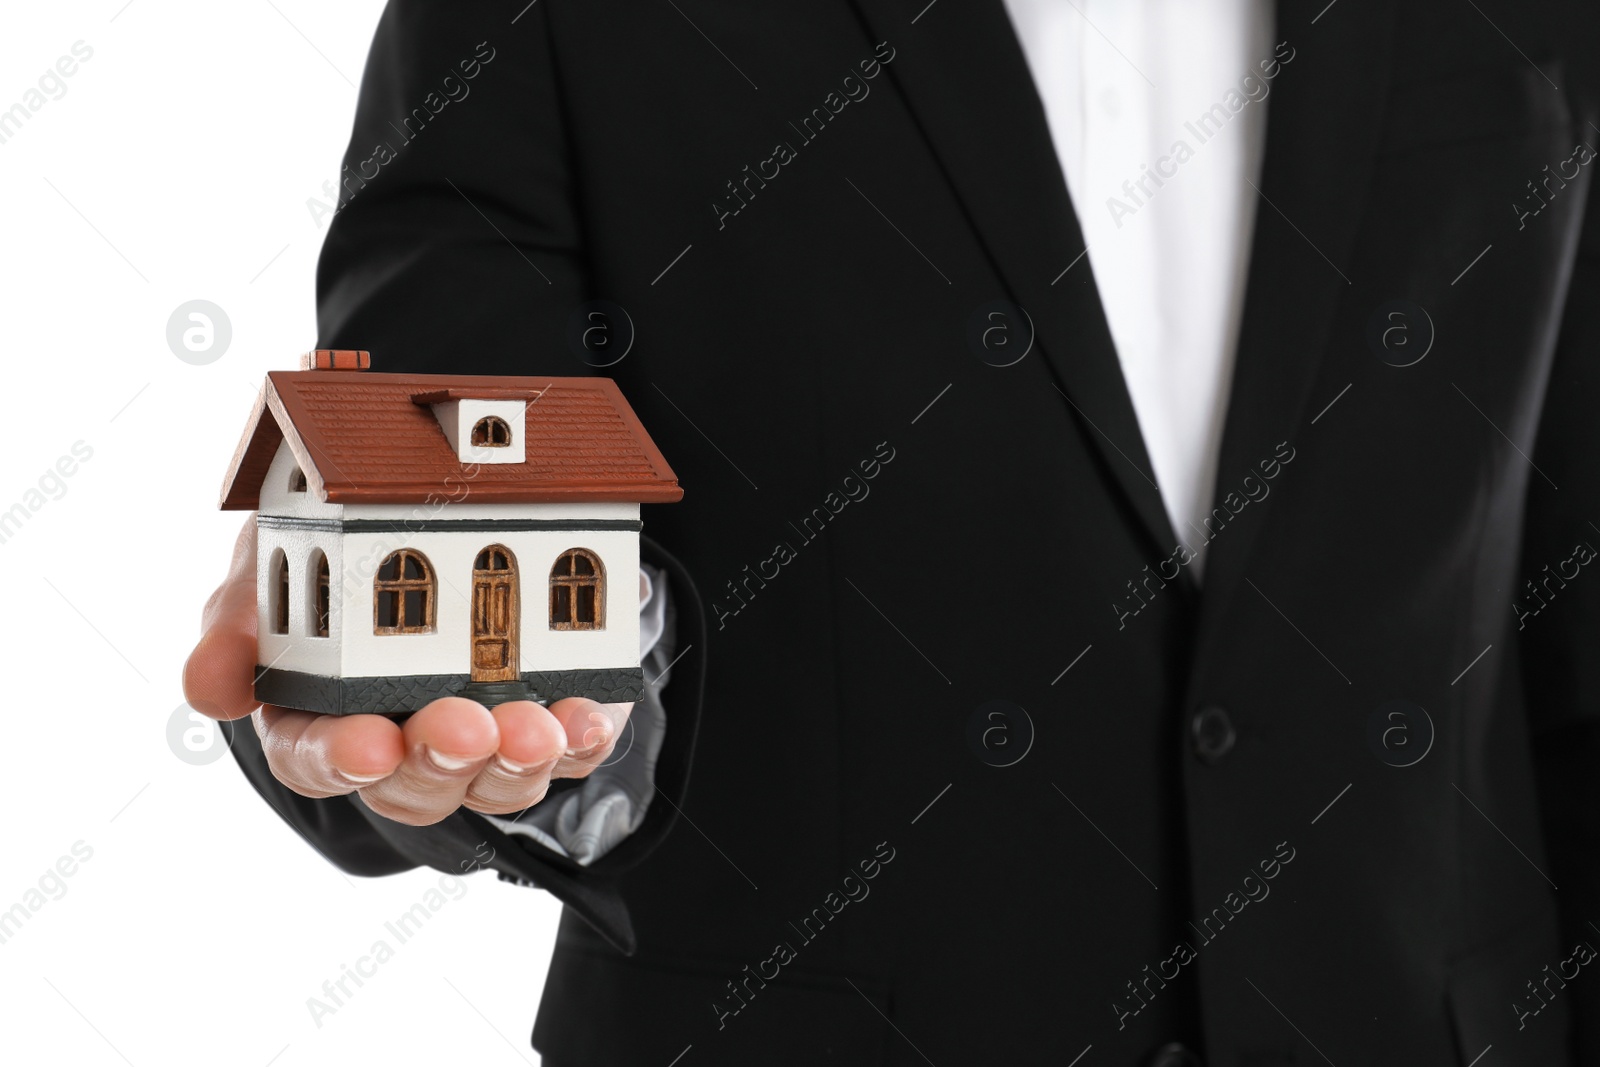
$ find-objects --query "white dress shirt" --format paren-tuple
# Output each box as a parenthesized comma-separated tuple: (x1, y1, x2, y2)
(1001, 0, 1273, 581)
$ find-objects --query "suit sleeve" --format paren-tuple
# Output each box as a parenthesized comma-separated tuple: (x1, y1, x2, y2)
(315, 0, 586, 366)
(480, 563, 676, 864)
(227, 534, 705, 956)
(1519, 163, 1600, 1058)
(224, 0, 706, 956)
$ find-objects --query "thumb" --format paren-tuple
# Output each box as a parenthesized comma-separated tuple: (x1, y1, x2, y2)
(183, 517, 260, 721)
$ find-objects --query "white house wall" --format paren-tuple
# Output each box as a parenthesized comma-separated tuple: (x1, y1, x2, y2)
(254, 439, 645, 684)
(255, 441, 344, 677)
(258, 439, 342, 518)
(335, 524, 640, 681)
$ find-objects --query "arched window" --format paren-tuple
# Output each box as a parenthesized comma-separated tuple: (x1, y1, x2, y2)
(308, 550, 330, 638)
(374, 549, 435, 634)
(471, 416, 512, 447)
(550, 548, 604, 630)
(270, 548, 289, 635)
(288, 467, 307, 492)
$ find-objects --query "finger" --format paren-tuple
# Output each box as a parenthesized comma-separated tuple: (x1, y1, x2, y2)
(462, 700, 568, 815)
(255, 705, 405, 797)
(184, 518, 260, 721)
(357, 698, 499, 826)
(545, 698, 633, 780)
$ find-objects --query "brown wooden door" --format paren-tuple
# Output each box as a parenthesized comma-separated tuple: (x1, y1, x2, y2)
(470, 545, 519, 682)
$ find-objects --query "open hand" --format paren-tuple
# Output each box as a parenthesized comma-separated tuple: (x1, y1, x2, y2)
(182, 518, 631, 825)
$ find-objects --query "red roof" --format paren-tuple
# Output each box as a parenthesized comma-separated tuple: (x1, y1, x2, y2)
(220, 370, 683, 509)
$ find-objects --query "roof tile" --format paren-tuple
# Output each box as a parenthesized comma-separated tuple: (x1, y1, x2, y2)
(220, 371, 682, 509)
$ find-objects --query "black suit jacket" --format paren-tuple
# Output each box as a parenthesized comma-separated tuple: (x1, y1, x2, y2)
(224, 1, 1600, 1063)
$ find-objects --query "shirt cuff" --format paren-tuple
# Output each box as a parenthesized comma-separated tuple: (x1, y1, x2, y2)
(480, 562, 673, 864)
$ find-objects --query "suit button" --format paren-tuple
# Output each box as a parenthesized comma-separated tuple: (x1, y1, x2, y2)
(1145, 1042, 1203, 1067)
(1191, 705, 1235, 764)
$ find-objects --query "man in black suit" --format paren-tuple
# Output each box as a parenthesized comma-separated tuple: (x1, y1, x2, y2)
(185, 1, 1600, 1063)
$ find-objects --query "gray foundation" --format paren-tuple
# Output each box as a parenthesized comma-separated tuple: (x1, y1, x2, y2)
(255, 666, 647, 716)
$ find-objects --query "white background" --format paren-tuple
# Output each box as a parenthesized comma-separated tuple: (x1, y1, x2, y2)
(0, 3, 563, 1063)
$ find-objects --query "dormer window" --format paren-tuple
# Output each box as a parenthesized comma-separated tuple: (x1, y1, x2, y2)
(472, 416, 512, 448)
(411, 389, 532, 464)
(288, 467, 307, 492)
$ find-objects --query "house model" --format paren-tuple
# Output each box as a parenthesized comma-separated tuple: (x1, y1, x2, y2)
(219, 350, 683, 716)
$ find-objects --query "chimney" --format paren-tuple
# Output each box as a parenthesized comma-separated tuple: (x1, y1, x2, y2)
(300, 349, 371, 371)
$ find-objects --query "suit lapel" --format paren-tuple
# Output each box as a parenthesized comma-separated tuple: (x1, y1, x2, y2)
(849, 0, 1188, 579)
(1188, 1, 1400, 670)
(846, 0, 1396, 627)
